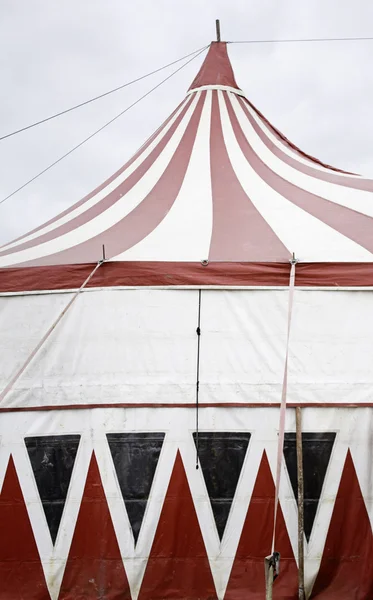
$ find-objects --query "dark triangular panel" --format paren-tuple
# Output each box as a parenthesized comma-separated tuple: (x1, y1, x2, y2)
(283, 432, 336, 542)
(193, 431, 251, 540)
(107, 432, 165, 545)
(25, 434, 81, 544)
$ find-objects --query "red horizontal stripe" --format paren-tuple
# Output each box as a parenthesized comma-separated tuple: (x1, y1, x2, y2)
(0, 261, 373, 292)
(0, 402, 371, 413)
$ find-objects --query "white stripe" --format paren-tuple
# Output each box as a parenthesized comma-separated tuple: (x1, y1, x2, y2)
(230, 94, 373, 218)
(113, 91, 213, 261)
(2, 98, 191, 254)
(218, 91, 373, 262)
(0, 93, 201, 268)
(187, 84, 245, 96)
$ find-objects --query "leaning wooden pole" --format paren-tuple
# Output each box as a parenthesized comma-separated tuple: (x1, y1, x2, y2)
(296, 406, 305, 600)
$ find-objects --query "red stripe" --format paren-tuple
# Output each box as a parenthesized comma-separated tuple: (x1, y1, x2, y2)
(209, 92, 290, 261)
(0, 456, 50, 599)
(58, 452, 131, 599)
(311, 450, 373, 599)
(1, 100, 187, 250)
(0, 261, 373, 292)
(0, 98, 194, 259)
(188, 42, 239, 91)
(226, 95, 373, 254)
(239, 97, 373, 191)
(0, 403, 372, 414)
(138, 451, 217, 600)
(15, 94, 205, 267)
(225, 451, 298, 599)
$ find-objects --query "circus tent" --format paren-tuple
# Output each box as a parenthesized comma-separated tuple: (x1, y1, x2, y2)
(1, 41, 373, 599)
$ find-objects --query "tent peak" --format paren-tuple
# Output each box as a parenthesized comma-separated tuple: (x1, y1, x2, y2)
(188, 42, 240, 92)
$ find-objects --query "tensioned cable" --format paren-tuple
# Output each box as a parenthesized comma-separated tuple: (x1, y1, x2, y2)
(0, 45, 208, 143)
(1, 36, 369, 144)
(0, 259, 103, 405)
(0, 37, 373, 142)
(195, 289, 202, 470)
(0, 45, 208, 207)
(229, 36, 373, 44)
(4, 35, 368, 143)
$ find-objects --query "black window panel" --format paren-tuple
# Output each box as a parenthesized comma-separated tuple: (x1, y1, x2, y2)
(283, 432, 336, 542)
(25, 435, 81, 544)
(193, 432, 251, 540)
(107, 432, 165, 545)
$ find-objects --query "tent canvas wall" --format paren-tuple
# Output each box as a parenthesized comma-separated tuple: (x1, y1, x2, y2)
(1, 41, 373, 599)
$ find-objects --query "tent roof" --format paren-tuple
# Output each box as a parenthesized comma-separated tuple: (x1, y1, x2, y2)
(1, 42, 373, 289)
(188, 42, 240, 91)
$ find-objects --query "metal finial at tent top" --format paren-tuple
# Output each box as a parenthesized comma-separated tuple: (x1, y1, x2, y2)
(216, 19, 221, 42)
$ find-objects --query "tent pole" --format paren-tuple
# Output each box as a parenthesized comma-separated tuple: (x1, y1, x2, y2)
(265, 563, 274, 600)
(216, 19, 221, 42)
(296, 406, 305, 600)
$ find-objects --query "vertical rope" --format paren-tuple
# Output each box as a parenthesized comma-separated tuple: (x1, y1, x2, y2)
(271, 257, 297, 554)
(0, 260, 103, 405)
(195, 288, 202, 469)
(296, 406, 305, 600)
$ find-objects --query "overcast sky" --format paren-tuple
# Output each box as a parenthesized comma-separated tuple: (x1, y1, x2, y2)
(1, 0, 373, 245)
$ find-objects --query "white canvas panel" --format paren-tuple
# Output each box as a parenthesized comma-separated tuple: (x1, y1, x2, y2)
(199, 289, 288, 404)
(0, 289, 198, 409)
(288, 289, 373, 404)
(0, 291, 73, 387)
(200, 289, 373, 406)
(2, 288, 373, 409)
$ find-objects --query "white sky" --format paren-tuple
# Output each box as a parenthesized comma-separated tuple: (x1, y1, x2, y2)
(1, 0, 373, 244)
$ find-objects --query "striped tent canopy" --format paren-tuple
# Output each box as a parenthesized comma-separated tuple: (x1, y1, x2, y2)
(1, 42, 373, 289)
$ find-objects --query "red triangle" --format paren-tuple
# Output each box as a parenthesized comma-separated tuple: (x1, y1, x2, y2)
(0, 455, 50, 600)
(58, 452, 131, 600)
(138, 451, 217, 600)
(225, 451, 298, 600)
(311, 450, 373, 599)
(188, 42, 240, 91)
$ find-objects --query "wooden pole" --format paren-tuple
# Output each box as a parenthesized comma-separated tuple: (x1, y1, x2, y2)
(216, 19, 221, 42)
(296, 406, 305, 600)
(265, 563, 274, 600)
